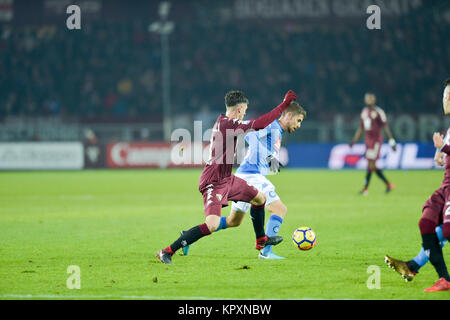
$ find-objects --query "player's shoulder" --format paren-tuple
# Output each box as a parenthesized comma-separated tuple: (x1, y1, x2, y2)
(266, 119, 281, 131)
(374, 106, 387, 121)
(220, 114, 252, 127)
(360, 106, 369, 117)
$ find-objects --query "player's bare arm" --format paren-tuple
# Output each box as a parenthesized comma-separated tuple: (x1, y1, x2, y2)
(433, 132, 445, 150)
(349, 127, 363, 147)
(434, 150, 445, 166)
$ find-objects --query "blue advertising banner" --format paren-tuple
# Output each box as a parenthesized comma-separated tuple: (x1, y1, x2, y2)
(286, 143, 440, 170)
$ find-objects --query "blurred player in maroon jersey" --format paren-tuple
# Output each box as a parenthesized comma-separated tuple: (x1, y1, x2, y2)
(349, 93, 396, 195)
(385, 79, 450, 292)
(156, 90, 298, 264)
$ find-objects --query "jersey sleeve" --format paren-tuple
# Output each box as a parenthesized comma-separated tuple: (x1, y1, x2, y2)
(376, 107, 388, 127)
(271, 129, 282, 156)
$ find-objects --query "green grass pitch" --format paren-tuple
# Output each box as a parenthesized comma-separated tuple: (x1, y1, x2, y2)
(0, 169, 449, 300)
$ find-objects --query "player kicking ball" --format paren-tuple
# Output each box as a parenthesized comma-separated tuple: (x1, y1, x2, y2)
(183, 102, 306, 260)
(156, 89, 298, 264)
(349, 93, 396, 195)
(386, 78, 450, 292)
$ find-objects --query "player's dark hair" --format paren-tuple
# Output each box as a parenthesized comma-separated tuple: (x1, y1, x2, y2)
(282, 101, 307, 118)
(445, 78, 450, 87)
(225, 90, 249, 108)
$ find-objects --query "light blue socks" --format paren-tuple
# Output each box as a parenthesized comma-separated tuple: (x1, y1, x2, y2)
(413, 225, 447, 269)
(261, 215, 283, 255)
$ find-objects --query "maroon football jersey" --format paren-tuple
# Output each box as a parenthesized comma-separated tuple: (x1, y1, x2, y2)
(197, 94, 294, 191)
(360, 106, 387, 144)
(199, 114, 256, 190)
(440, 128, 450, 187)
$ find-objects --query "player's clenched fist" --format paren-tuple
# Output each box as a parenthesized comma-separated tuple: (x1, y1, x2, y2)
(433, 132, 445, 149)
(283, 90, 297, 104)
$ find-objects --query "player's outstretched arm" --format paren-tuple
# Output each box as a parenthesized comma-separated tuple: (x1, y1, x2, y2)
(252, 90, 298, 130)
(349, 127, 363, 147)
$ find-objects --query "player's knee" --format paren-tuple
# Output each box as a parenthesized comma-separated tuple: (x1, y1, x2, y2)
(419, 216, 437, 235)
(206, 222, 219, 233)
(205, 216, 221, 233)
(268, 201, 287, 218)
(251, 192, 266, 207)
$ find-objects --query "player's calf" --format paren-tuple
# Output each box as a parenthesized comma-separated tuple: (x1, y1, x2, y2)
(226, 209, 245, 228)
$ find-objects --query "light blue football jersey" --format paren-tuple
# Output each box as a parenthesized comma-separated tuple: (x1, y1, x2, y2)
(236, 120, 284, 177)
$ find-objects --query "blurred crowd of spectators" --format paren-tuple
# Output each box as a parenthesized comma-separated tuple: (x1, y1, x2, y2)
(1, 9, 448, 122)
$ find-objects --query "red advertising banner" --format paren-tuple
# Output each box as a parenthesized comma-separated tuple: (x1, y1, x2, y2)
(106, 142, 207, 169)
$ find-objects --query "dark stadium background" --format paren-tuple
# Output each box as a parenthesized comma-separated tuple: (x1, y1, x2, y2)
(0, 0, 449, 170)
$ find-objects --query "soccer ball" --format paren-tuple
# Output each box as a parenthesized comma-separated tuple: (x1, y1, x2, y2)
(292, 227, 317, 251)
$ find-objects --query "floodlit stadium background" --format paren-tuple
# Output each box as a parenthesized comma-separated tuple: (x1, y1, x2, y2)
(1, 0, 449, 170)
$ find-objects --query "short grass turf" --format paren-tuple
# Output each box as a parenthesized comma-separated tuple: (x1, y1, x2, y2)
(0, 169, 449, 300)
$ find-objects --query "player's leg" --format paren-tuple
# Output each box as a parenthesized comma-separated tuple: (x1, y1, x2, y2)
(226, 203, 249, 228)
(156, 216, 216, 264)
(369, 142, 394, 192)
(373, 165, 394, 193)
(408, 225, 447, 272)
(385, 189, 445, 282)
(361, 142, 378, 195)
(420, 195, 450, 291)
(227, 175, 283, 250)
(156, 184, 227, 264)
(181, 207, 232, 257)
(249, 191, 268, 240)
(249, 192, 284, 250)
(361, 160, 374, 195)
(260, 199, 287, 259)
(385, 224, 447, 282)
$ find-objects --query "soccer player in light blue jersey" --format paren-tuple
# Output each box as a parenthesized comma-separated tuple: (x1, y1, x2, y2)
(216, 101, 307, 259)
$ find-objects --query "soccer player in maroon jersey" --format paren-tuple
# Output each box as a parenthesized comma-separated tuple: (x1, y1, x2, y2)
(386, 79, 450, 292)
(156, 90, 298, 264)
(349, 93, 396, 195)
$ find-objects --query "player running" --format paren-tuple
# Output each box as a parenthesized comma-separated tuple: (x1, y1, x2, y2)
(156, 89, 298, 264)
(183, 102, 306, 260)
(349, 93, 396, 195)
(385, 78, 450, 292)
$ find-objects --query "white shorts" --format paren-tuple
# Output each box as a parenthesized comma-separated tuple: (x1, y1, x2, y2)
(231, 173, 280, 213)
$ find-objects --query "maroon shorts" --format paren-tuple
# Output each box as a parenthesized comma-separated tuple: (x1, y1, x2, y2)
(422, 185, 450, 225)
(200, 174, 259, 217)
(365, 139, 382, 161)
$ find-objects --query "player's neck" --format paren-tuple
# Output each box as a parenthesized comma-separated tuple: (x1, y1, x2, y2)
(225, 110, 239, 119)
(278, 119, 288, 131)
